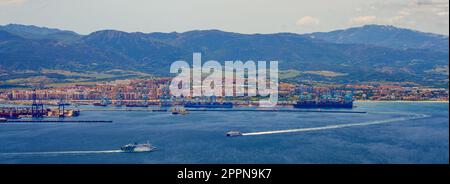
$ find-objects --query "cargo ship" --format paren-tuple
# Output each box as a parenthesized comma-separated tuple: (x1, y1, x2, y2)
(125, 103, 149, 107)
(184, 102, 233, 108)
(93, 102, 108, 107)
(293, 100, 353, 109)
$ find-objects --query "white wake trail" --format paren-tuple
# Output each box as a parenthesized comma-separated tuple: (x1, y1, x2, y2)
(242, 114, 430, 136)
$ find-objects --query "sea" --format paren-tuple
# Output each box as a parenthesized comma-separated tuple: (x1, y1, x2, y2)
(0, 102, 448, 164)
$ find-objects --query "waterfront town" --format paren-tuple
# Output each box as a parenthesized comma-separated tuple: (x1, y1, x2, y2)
(0, 78, 448, 106)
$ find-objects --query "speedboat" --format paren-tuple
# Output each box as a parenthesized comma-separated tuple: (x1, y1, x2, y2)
(226, 131, 243, 137)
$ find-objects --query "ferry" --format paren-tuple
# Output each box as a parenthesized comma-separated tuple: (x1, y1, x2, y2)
(120, 142, 156, 153)
(0, 118, 7, 122)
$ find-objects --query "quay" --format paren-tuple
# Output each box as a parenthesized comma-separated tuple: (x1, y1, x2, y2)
(186, 109, 366, 114)
(2, 120, 112, 123)
(0, 107, 80, 118)
(0, 89, 79, 119)
(79, 108, 367, 114)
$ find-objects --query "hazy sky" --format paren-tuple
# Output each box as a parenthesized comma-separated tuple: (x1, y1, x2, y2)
(0, 0, 448, 35)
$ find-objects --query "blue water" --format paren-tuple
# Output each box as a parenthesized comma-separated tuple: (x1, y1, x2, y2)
(0, 102, 448, 164)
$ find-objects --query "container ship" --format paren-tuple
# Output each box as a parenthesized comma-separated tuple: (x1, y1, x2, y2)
(293, 100, 353, 109)
(184, 102, 233, 108)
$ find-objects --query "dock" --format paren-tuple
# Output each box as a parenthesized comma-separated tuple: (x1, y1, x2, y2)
(2, 120, 113, 123)
(186, 109, 366, 113)
(79, 108, 366, 114)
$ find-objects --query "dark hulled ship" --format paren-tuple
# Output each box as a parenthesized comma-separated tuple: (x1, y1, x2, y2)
(184, 102, 233, 108)
(294, 93, 354, 109)
(293, 100, 353, 108)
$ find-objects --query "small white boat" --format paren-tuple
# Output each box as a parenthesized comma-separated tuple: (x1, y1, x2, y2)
(226, 131, 243, 137)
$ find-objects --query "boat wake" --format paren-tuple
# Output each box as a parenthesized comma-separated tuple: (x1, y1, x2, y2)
(0, 150, 123, 156)
(242, 113, 430, 136)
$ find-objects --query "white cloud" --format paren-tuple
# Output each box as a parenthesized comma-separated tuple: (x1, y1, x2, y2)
(348, 16, 377, 25)
(296, 16, 320, 26)
(436, 11, 449, 16)
(398, 10, 411, 16)
(0, 0, 27, 5)
(387, 15, 404, 24)
(350, 0, 448, 34)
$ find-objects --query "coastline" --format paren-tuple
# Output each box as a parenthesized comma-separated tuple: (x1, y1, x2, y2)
(355, 100, 449, 103)
(1, 100, 449, 106)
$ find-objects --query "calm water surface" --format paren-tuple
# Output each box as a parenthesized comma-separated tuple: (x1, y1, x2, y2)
(0, 102, 448, 163)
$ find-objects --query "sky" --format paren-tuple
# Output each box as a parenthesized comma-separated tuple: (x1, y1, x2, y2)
(0, 0, 448, 35)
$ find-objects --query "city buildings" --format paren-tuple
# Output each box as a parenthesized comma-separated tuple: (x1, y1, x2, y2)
(0, 78, 448, 103)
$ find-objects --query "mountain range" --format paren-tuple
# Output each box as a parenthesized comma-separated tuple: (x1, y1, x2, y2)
(0, 24, 448, 87)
